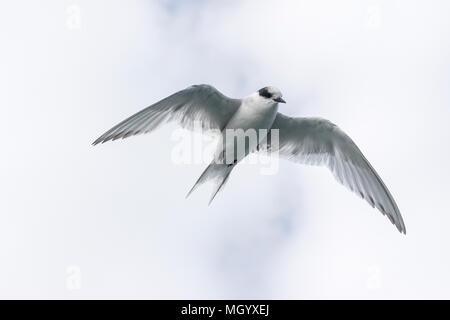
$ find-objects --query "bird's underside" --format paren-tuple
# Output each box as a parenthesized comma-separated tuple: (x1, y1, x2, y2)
(93, 84, 406, 234)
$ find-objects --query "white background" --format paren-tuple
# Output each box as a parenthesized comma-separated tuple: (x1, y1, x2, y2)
(1, 0, 449, 298)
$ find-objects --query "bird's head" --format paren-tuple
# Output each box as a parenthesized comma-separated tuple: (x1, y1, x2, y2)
(257, 86, 286, 104)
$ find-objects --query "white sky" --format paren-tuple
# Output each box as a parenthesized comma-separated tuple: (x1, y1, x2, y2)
(1, 0, 450, 298)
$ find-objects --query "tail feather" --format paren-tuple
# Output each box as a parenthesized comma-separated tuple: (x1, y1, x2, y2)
(186, 162, 234, 204)
(186, 163, 213, 198)
(208, 168, 232, 205)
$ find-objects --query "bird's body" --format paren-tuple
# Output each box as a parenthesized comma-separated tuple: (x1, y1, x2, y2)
(216, 91, 279, 164)
(93, 84, 406, 234)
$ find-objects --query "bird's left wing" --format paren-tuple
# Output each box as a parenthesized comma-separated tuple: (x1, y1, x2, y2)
(267, 113, 406, 233)
(92, 84, 240, 145)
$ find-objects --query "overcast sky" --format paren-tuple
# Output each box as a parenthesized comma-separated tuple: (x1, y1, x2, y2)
(1, 0, 450, 298)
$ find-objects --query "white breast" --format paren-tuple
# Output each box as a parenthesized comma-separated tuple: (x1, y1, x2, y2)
(227, 95, 278, 130)
(215, 94, 279, 163)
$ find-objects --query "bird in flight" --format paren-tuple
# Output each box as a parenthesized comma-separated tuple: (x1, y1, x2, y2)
(93, 84, 406, 234)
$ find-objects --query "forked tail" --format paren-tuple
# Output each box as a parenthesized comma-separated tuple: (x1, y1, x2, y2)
(186, 162, 234, 205)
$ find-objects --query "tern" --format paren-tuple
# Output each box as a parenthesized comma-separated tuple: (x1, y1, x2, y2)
(93, 84, 406, 234)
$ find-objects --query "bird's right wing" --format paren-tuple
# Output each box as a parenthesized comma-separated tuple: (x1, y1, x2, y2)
(267, 113, 406, 234)
(92, 84, 240, 145)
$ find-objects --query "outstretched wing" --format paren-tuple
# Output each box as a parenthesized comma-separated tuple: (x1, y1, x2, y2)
(268, 113, 406, 234)
(92, 84, 240, 145)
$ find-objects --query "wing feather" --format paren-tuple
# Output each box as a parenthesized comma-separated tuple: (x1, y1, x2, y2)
(92, 84, 240, 145)
(268, 113, 406, 234)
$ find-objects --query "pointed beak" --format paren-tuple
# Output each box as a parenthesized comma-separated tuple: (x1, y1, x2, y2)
(274, 97, 286, 103)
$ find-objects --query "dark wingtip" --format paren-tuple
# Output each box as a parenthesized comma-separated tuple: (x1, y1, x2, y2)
(91, 138, 102, 146)
(92, 136, 109, 146)
(395, 221, 406, 235)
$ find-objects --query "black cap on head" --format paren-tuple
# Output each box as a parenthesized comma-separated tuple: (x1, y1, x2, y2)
(258, 86, 285, 103)
(258, 87, 273, 99)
